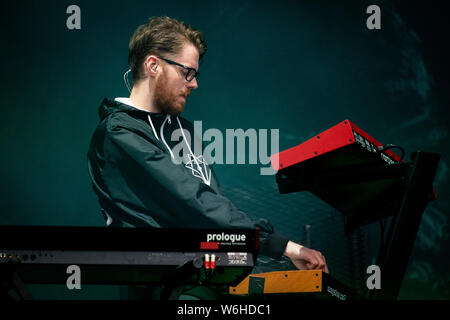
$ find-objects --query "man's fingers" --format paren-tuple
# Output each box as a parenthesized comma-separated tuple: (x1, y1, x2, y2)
(306, 259, 320, 270)
(294, 247, 328, 273)
(306, 260, 315, 269)
(313, 252, 326, 266)
(309, 251, 327, 272)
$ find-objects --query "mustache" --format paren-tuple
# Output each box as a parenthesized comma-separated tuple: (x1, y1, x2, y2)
(181, 90, 191, 97)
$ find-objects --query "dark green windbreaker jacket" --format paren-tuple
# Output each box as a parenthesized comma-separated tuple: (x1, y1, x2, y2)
(87, 98, 288, 260)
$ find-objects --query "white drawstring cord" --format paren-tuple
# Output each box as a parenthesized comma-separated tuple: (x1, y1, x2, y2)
(147, 114, 160, 141)
(147, 113, 211, 185)
(147, 114, 175, 159)
(160, 115, 175, 159)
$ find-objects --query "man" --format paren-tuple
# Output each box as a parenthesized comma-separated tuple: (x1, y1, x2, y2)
(87, 16, 328, 294)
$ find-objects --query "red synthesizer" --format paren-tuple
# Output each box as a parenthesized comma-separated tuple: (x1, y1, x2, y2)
(271, 119, 401, 172)
(270, 120, 416, 233)
(270, 119, 440, 299)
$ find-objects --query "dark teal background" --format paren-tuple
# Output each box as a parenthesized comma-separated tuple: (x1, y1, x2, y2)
(1, 0, 449, 299)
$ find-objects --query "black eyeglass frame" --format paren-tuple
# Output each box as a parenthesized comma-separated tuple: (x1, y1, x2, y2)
(158, 57, 200, 82)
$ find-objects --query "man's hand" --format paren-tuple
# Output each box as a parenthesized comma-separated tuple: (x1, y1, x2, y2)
(283, 241, 329, 273)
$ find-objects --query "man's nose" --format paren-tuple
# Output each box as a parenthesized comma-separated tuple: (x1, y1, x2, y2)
(187, 78, 198, 90)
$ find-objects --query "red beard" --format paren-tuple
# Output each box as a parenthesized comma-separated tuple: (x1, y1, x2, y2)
(153, 73, 189, 116)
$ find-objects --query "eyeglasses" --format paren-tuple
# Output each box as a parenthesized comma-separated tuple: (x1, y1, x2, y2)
(158, 57, 200, 82)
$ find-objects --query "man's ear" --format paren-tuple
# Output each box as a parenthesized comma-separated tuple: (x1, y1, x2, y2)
(144, 55, 159, 77)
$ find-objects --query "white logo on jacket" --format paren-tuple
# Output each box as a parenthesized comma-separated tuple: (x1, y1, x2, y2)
(185, 154, 211, 186)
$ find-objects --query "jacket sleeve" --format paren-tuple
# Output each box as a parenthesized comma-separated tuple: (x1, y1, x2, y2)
(102, 122, 289, 260)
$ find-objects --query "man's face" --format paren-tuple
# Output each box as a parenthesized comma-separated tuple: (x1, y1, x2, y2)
(153, 43, 199, 116)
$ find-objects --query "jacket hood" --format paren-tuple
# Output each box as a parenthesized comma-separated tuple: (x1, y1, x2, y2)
(98, 98, 166, 120)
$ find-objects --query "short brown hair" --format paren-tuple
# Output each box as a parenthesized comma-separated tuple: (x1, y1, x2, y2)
(128, 16, 207, 83)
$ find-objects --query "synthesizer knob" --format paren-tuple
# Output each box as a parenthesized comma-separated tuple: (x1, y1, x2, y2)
(192, 257, 203, 269)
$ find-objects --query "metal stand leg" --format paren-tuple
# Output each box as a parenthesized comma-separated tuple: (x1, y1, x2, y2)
(372, 152, 440, 300)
